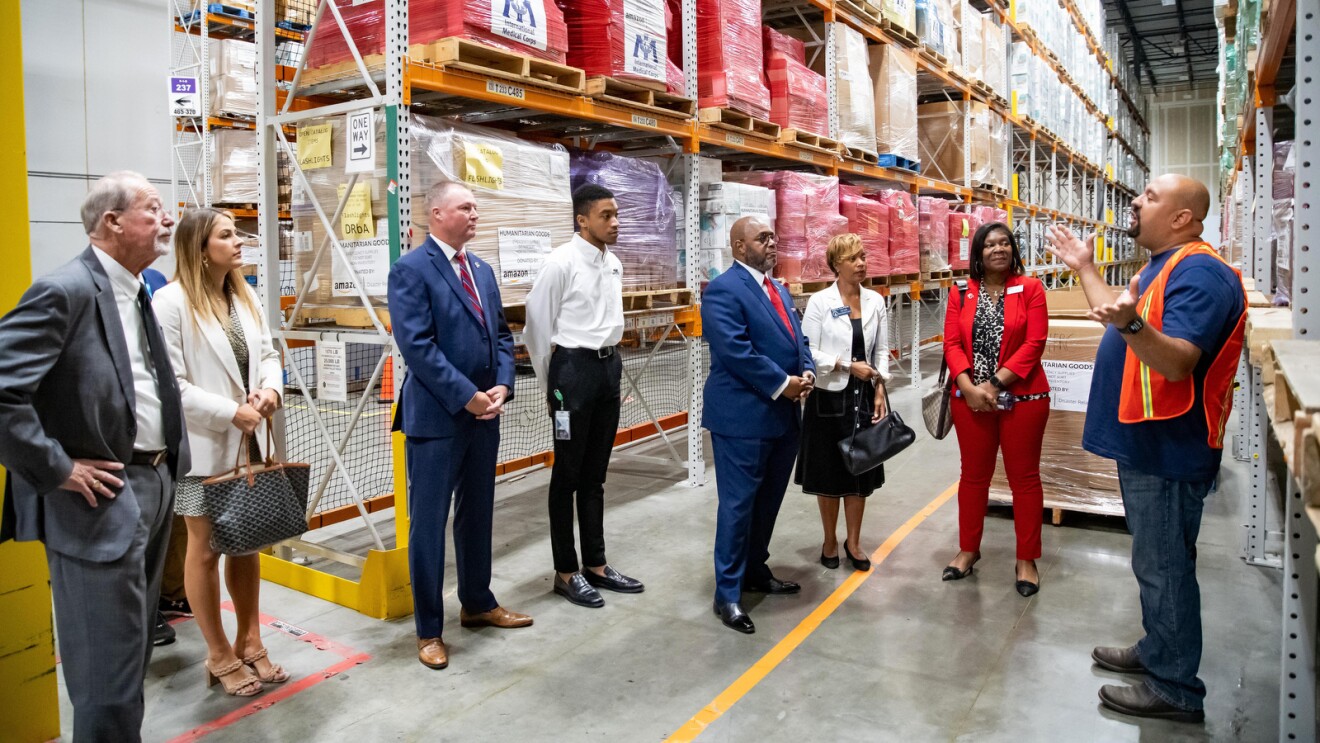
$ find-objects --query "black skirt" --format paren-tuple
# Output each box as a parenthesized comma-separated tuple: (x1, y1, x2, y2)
(794, 379, 885, 497)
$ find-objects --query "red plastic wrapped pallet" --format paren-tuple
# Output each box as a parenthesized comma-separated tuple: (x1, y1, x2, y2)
(663, 0, 687, 94)
(305, 0, 569, 70)
(560, 0, 668, 87)
(879, 189, 918, 275)
(725, 170, 847, 283)
(840, 186, 891, 278)
(918, 197, 950, 272)
(947, 210, 979, 270)
(972, 205, 1007, 226)
(762, 26, 806, 64)
(697, 0, 770, 119)
(763, 28, 828, 137)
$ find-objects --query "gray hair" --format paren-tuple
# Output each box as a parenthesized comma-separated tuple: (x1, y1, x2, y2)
(81, 171, 150, 235)
(426, 181, 472, 209)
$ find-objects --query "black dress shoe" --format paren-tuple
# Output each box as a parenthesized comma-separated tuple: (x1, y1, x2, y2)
(1015, 579, 1040, 597)
(942, 552, 980, 581)
(1099, 683, 1204, 723)
(152, 611, 176, 647)
(713, 601, 755, 634)
(583, 565, 644, 593)
(553, 572, 605, 608)
(744, 575, 800, 594)
(820, 550, 840, 569)
(843, 543, 871, 572)
(1092, 645, 1148, 675)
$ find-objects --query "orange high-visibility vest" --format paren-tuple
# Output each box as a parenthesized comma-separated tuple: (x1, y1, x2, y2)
(1117, 242, 1247, 449)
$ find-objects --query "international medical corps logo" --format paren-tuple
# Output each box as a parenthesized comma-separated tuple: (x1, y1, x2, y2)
(502, 0, 537, 28)
(632, 34, 660, 63)
(491, 0, 547, 50)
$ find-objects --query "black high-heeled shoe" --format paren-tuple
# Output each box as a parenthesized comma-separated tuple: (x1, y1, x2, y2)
(820, 549, 840, 569)
(843, 542, 871, 572)
(942, 552, 980, 581)
(1015, 561, 1040, 597)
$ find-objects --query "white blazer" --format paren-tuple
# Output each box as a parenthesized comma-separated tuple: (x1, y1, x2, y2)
(153, 282, 283, 478)
(800, 282, 890, 392)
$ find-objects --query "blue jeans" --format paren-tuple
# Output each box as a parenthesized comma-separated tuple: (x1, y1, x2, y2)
(1117, 464, 1212, 711)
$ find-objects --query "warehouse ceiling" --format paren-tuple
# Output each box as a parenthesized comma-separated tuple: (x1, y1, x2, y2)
(1104, 0, 1219, 92)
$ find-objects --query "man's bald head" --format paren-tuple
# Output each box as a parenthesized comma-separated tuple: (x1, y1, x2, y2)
(1128, 173, 1211, 253)
(1154, 173, 1211, 221)
(730, 215, 777, 273)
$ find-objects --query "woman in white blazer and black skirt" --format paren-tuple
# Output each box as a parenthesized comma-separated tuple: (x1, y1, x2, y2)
(154, 208, 285, 697)
(796, 234, 891, 572)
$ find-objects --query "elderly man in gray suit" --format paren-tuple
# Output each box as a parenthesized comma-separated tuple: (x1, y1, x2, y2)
(0, 171, 188, 742)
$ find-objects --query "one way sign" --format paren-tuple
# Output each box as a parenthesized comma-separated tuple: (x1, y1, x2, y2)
(345, 109, 375, 174)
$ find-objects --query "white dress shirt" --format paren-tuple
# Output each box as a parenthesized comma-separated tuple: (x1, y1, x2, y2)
(92, 247, 166, 451)
(524, 234, 625, 386)
(434, 236, 481, 308)
(734, 260, 795, 400)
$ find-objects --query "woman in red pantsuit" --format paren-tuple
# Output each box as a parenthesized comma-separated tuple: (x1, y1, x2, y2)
(942, 222, 1051, 597)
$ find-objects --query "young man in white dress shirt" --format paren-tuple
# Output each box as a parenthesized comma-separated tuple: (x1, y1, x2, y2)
(524, 184, 644, 608)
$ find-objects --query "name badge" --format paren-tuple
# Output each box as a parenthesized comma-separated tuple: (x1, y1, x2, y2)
(831, 306, 851, 318)
(1006, 285, 1024, 295)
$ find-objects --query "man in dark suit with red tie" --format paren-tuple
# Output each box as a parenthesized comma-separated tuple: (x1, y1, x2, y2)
(701, 215, 815, 634)
(388, 182, 533, 670)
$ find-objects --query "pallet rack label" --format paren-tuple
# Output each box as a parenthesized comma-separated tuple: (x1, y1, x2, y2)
(464, 142, 505, 189)
(497, 227, 553, 285)
(346, 109, 376, 174)
(332, 235, 391, 297)
(317, 339, 348, 403)
(631, 113, 659, 129)
(297, 123, 333, 170)
(486, 80, 527, 100)
(169, 76, 199, 117)
(337, 183, 375, 238)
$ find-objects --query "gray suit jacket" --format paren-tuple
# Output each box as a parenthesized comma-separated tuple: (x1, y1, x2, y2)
(0, 247, 189, 562)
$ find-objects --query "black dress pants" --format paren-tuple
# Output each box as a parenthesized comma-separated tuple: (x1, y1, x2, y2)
(546, 346, 622, 573)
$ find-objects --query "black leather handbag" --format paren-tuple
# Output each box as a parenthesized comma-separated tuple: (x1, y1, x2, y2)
(837, 384, 915, 475)
(202, 427, 310, 555)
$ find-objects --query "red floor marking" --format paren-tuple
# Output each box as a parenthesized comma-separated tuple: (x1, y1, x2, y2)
(166, 602, 371, 742)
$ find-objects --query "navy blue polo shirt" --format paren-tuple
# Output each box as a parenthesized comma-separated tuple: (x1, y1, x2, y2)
(1082, 248, 1245, 483)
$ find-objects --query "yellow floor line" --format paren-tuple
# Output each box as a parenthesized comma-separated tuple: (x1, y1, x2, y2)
(665, 483, 958, 742)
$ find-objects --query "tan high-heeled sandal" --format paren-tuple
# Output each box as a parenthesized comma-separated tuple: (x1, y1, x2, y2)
(205, 659, 263, 697)
(242, 647, 290, 683)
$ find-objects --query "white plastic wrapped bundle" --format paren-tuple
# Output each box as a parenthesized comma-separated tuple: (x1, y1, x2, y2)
(570, 150, 679, 290)
(957, 1, 982, 82)
(211, 128, 259, 204)
(982, 14, 1004, 95)
(831, 23, 876, 155)
(211, 38, 257, 118)
(869, 44, 919, 162)
(698, 181, 775, 280)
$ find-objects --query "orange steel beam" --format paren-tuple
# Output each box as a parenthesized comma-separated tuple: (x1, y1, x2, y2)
(1256, 0, 1294, 89)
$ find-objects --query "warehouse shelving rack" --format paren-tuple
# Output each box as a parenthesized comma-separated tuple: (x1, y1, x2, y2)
(1220, 0, 1318, 737)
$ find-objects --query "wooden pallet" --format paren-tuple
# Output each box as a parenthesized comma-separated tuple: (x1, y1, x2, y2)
(951, 268, 970, 278)
(621, 287, 692, 311)
(974, 183, 1009, 198)
(841, 146, 880, 165)
(777, 129, 841, 157)
(584, 76, 696, 118)
(917, 46, 949, 70)
(699, 107, 781, 139)
(428, 37, 585, 94)
(888, 272, 921, 285)
(837, 0, 882, 23)
(922, 269, 953, 282)
(880, 19, 921, 47)
(1271, 340, 1320, 426)
(293, 305, 392, 329)
(787, 280, 834, 296)
(864, 275, 891, 288)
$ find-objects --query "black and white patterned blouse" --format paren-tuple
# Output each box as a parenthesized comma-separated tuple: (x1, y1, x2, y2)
(970, 288, 1004, 385)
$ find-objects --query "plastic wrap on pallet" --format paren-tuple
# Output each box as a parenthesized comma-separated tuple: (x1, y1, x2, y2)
(570, 150, 678, 290)
(918, 197, 950, 272)
(1274, 198, 1294, 303)
(663, 0, 687, 94)
(304, 0, 569, 70)
(916, 0, 946, 58)
(840, 185, 890, 278)
(878, 189, 918, 275)
(211, 128, 259, 205)
(697, 0, 770, 119)
(1273, 141, 1295, 200)
(990, 316, 1121, 515)
(832, 23, 876, 155)
(725, 171, 846, 283)
(698, 181, 775, 280)
(408, 116, 574, 304)
(763, 26, 806, 64)
(869, 44, 919, 163)
(879, 0, 917, 35)
(210, 38, 257, 118)
(946, 210, 977, 270)
(938, 0, 960, 69)
(765, 33, 829, 137)
(918, 101, 1001, 186)
(957, 1, 982, 83)
(560, 0, 668, 86)
(981, 13, 1003, 95)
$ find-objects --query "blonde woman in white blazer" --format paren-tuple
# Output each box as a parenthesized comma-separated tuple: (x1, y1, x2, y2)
(153, 208, 285, 698)
(795, 234, 892, 572)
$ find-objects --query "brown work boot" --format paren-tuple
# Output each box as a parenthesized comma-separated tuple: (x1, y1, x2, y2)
(459, 605, 533, 629)
(417, 637, 448, 670)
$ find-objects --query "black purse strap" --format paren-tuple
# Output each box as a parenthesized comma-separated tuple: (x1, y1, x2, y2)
(938, 281, 969, 387)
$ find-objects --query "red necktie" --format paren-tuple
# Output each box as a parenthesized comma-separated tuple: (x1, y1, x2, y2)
(764, 277, 794, 336)
(454, 250, 485, 326)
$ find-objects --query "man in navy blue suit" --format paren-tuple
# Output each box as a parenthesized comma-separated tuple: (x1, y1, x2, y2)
(701, 215, 815, 634)
(387, 181, 533, 670)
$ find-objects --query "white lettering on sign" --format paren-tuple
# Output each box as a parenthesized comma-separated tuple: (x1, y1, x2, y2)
(169, 76, 200, 117)
(725, 133, 745, 146)
(631, 113, 659, 129)
(486, 80, 526, 99)
(345, 109, 375, 174)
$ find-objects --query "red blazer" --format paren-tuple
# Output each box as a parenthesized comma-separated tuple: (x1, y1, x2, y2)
(943, 274, 1050, 396)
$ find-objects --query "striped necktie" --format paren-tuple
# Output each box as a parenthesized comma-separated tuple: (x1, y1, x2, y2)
(454, 250, 485, 326)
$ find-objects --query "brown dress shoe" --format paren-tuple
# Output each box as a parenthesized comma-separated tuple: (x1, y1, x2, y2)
(417, 637, 448, 669)
(459, 605, 533, 629)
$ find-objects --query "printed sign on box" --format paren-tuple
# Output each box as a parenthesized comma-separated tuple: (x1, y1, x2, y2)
(497, 227, 552, 285)
(1041, 359, 1094, 413)
(332, 234, 390, 297)
(490, 0, 548, 51)
(464, 143, 505, 189)
(622, 0, 666, 82)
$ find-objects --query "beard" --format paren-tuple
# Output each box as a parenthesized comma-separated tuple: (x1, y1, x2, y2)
(1126, 211, 1140, 239)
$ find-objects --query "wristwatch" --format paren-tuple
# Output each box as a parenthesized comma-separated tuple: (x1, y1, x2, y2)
(989, 376, 1007, 391)
(1115, 317, 1145, 335)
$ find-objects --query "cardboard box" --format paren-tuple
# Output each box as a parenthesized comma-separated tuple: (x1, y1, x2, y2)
(869, 44, 918, 162)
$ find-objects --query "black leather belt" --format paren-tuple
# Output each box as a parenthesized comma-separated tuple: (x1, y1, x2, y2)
(558, 345, 616, 359)
(130, 450, 168, 467)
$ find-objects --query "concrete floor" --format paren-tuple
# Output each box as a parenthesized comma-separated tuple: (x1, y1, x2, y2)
(55, 382, 1284, 742)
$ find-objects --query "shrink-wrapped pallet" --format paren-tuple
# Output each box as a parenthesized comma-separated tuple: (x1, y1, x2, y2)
(917, 101, 1005, 188)
(831, 23, 876, 155)
(957, 1, 982, 83)
(947, 210, 978, 270)
(918, 197, 950, 272)
(725, 171, 847, 283)
(304, 0, 569, 71)
(560, 0, 668, 87)
(869, 44, 918, 162)
(840, 185, 890, 278)
(916, 0, 947, 58)
(990, 312, 1121, 515)
(764, 28, 828, 137)
(211, 38, 256, 119)
(878, 189, 918, 274)
(697, 0, 769, 119)
(938, 0, 960, 69)
(570, 150, 678, 290)
(982, 13, 1004, 95)
(878, 0, 917, 35)
(698, 181, 775, 280)
(211, 128, 259, 205)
